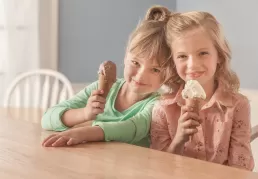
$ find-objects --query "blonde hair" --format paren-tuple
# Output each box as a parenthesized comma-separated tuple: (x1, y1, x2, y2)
(126, 5, 173, 85)
(166, 11, 240, 92)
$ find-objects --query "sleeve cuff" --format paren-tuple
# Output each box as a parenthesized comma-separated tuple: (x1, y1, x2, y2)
(92, 121, 135, 142)
(41, 107, 70, 131)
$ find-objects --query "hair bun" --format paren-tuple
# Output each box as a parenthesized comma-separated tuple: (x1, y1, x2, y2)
(145, 5, 171, 22)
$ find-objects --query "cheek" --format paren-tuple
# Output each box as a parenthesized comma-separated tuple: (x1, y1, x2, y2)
(124, 65, 136, 76)
(206, 58, 218, 75)
(150, 75, 163, 89)
(175, 63, 186, 79)
(123, 65, 130, 78)
(211, 63, 217, 73)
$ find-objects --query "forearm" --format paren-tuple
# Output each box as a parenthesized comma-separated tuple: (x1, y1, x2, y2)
(166, 140, 185, 155)
(61, 108, 87, 127)
(72, 121, 93, 128)
(83, 126, 105, 142)
(93, 119, 149, 143)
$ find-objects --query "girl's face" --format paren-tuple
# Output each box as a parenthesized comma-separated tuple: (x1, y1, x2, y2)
(123, 52, 164, 95)
(172, 28, 219, 88)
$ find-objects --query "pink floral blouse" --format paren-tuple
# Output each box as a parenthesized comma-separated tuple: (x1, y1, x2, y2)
(150, 86, 254, 171)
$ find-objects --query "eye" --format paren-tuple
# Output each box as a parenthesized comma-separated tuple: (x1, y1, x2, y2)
(199, 51, 209, 56)
(152, 68, 161, 73)
(177, 54, 187, 60)
(131, 60, 140, 66)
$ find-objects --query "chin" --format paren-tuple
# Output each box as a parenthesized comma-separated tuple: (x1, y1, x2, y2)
(129, 87, 153, 95)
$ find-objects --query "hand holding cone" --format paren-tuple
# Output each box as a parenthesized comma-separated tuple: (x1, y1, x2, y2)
(182, 80, 206, 141)
(72, 61, 116, 129)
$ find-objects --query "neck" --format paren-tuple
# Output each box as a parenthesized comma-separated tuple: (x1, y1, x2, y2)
(121, 83, 152, 104)
(202, 80, 217, 102)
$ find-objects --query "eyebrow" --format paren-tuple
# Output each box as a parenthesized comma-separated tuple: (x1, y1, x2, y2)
(132, 56, 162, 68)
(197, 48, 209, 51)
(151, 66, 162, 68)
(175, 47, 210, 54)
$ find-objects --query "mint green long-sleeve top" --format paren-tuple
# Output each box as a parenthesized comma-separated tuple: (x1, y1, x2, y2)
(41, 78, 159, 147)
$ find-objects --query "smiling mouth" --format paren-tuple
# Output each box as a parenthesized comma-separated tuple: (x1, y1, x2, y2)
(132, 79, 147, 86)
(186, 72, 204, 79)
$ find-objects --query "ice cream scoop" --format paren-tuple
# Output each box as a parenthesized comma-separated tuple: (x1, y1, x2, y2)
(182, 80, 206, 113)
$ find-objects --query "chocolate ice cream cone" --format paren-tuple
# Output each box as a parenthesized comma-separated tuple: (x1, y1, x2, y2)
(98, 73, 110, 98)
(98, 61, 117, 98)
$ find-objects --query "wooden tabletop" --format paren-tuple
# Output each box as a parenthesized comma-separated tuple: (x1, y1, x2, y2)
(0, 108, 257, 179)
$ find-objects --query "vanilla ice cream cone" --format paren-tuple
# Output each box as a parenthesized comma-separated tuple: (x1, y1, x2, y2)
(182, 80, 206, 142)
(185, 98, 201, 114)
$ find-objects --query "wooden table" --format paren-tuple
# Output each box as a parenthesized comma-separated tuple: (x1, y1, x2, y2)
(0, 108, 258, 179)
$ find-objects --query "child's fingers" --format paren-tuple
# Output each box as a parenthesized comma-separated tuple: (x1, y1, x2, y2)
(92, 107, 104, 115)
(183, 128, 198, 135)
(181, 105, 194, 115)
(182, 119, 200, 128)
(67, 138, 80, 146)
(42, 134, 58, 146)
(180, 112, 200, 123)
(52, 136, 68, 147)
(67, 138, 74, 146)
(91, 95, 106, 104)
(91, 90, 104, 96)
(43, 135, 60, 147)
(92, 101, 105, 109)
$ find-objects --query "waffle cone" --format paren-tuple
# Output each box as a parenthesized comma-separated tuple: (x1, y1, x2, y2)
(98, 73, 111, 98)
(185, 98, 201, 113)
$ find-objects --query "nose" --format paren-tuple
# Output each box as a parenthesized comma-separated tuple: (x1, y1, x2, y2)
(134, 66, 147, 81)
(187, 55, 200, 69)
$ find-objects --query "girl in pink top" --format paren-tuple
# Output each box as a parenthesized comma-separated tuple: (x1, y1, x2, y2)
(150, 9, 254, 170)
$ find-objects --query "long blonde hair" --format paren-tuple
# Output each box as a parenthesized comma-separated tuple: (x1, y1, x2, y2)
(166, 11, 240, 92)
(125, 5, 174, 86)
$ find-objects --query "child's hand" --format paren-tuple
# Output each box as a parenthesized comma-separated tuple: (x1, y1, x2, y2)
(42, 127, 86, 147)
(174, 106, 201, 144)
(83, 90, 106, 121)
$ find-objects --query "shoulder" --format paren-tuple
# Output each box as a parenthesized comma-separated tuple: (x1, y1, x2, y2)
(109, 78, 125, 91)
(231, 92, 250, 111)
(82, 80, 99, 93)
(114, 78, 124, 84)
(155, 90, 181, 110)
(152, 91, 180, 120)
(227, 92, 251, 122)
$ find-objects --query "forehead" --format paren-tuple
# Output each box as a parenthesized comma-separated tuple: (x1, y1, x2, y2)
(127, 52, 162, 67)
(172, 28, 214, 53)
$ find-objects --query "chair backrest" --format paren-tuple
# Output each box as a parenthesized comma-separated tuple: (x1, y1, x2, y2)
(0, 72, 5, 106)
(4, 69, 74, 110)
(251, 125, 258, 142)
(240, 89, 258, 143)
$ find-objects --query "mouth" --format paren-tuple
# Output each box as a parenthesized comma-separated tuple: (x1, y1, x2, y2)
(186, 71, 205, 79)
(132, 79, 147, 86)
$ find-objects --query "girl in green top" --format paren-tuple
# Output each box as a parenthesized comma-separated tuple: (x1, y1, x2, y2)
(42, 6, 173, 147)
